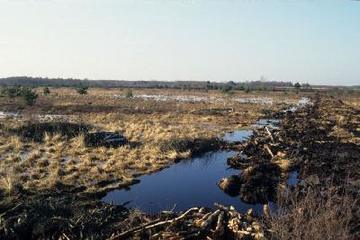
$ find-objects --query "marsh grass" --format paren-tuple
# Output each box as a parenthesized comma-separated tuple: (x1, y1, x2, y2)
(267, 185, 356, 240)
(0, 88, 301, 193)
(0, 169, 21, 195)
(14, 122, 90, 142)
(0, 175, 14, 195)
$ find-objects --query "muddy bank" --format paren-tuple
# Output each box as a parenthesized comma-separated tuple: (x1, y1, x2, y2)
(11, 122, 90, 142)
(0, 193, 267, 240)
(0, 192, 129, 240)
(218, 95, 359, 238)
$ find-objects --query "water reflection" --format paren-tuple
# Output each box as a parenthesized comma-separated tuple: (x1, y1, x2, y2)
(222, 130, 253, 143)
(102, 150, 263, 214)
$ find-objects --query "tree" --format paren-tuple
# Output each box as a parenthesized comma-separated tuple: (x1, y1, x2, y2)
(43, 87, 50, 96)
(21, 88, 38, 105)
(294, 82, 301, 94)
(76, 86, 88, 95)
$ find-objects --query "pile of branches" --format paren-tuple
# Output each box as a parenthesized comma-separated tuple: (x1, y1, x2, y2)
(108, 204, 265, 240)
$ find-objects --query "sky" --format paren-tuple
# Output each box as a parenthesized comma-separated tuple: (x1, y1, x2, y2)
(0, 0, 359, 85)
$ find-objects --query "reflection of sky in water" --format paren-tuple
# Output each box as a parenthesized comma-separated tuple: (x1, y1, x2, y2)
(102, 120, 301, 215)
(287, 170, 299, 186)
(102, 150, 263, 214)
(222, 130, 253, 143)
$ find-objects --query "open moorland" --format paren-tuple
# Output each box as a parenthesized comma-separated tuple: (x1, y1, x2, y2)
(0, 88, 302, 194)
(0, 87, 359, 239)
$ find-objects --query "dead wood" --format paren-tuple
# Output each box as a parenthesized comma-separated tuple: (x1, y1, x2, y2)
(109, 207, 199, 240)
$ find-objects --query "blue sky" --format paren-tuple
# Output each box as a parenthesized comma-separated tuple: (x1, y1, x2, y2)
(0, 0, 359, 85)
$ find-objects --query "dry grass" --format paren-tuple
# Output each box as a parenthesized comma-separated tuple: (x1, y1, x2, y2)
(267, 185, 356, 240)
(0, 88, 305, 193)
(0, 168, 20, 195)
(0, 175, 14, 195)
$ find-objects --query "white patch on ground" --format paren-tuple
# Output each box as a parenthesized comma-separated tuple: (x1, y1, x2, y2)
(285, 97, 313, 112)
(297, 97, 313, 107)
(0, 111, 19, 119)
(37, 114, 71, 122)
(233, 97, 273, 105)
(114, 94, 275, 105)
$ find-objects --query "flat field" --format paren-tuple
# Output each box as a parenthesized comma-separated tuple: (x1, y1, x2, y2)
(0, 88, 302, 194)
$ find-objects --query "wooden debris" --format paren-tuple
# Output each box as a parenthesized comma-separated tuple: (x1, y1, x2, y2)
(109, 207, 199, 240)
(107, 204, 265, 240)
(265, 126, 274, 142)
(264, 144, 275, 158)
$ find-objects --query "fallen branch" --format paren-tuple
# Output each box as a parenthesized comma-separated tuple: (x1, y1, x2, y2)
(265, 126, 274, 142)
(199, 209, 220, 228)
(0, 203, 22, 218)
(214, 212, 225, 236)
(109, 207, 199, 240)
(263, 204, 271, 219)
(264, 144, 275, 158)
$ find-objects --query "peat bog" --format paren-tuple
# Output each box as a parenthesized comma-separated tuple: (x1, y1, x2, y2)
(0, 88, 359, 239)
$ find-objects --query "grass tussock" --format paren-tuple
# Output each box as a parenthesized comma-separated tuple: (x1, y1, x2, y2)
(0, 170, 21, 195)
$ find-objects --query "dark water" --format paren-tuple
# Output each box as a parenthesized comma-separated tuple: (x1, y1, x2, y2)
(102, 130, 264, 214)
(287, 170, 299, 186)
(101, 120, 299, 215)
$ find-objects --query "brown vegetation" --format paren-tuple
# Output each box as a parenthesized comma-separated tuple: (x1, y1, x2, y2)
(0, 87, 359, 239)
(0, 88, 297, 194)
(267, 186, 356, 240)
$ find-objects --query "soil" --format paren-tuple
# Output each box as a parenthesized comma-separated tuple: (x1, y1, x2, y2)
(10, 122, 90, 142)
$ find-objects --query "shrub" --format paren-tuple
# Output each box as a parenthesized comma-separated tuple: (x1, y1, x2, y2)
(125, 89, 133, 98)
(1, 86, 38, 105)
(76, 86, 88, 95)
(21, 88, 38, 105)
(1, 86, 22, 98)
(43, 87, 51, 96)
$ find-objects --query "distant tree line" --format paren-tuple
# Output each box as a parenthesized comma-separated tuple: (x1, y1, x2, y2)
(0, 76, 295, 91)
(0, 76, 357, 93)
